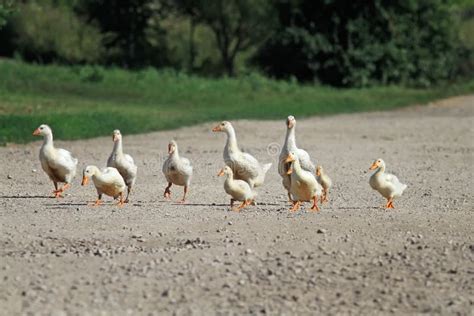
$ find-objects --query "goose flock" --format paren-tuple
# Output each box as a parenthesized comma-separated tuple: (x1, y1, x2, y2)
(32, 116, 407, 211)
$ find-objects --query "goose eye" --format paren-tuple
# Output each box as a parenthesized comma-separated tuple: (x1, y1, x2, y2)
(40, 127, 43, 130)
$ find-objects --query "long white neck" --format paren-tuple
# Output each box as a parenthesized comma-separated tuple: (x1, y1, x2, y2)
(42, 133, 54, 149)
(112, 139, 123, 156)
(284, 126, 297, 150)
(225, 126, 240, 153)
(169, 148, 180, 161)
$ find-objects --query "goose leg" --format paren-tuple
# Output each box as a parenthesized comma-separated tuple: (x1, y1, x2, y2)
(52, 182, 61, 198)
(311, 195, 320, 211)
(125, 186, 131, 203)
(233, 201, 247, 212)
(117, 192, 125, 207)
(230, 198, 235, 208)
(178, 186, 188, 203)
(91, 194, 103, 206)
(164, 182, 172, 199)
(323, 189, 329, 203)
(386, 198, 395, 209)
(290, 201, 300, 212)
(53, 183, 70, 198)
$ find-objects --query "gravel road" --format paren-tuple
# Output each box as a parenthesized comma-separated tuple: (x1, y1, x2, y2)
(0, 96, 473, 315)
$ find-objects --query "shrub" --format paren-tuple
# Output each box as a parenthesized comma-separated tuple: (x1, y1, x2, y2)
(255, 0, 468, 87)
(10, 1, 103, 64)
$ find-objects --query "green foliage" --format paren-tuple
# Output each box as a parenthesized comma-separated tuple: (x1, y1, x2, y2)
(10, 1, 103, 63)
(1, 0, 471, 85)
(173, 0, 275, 76)
(256, 0, 469, 87)
(77, 0, 160, 68)
(0, 0, 14, 30)
(1, 60, 473, 144)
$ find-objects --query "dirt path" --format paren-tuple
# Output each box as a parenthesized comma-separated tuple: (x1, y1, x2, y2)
(1, 95, 473, 315)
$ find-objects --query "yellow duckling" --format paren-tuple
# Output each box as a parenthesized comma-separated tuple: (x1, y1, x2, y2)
(218, 166, 256, 212)
(286, 152, 322, 212)
(81, 166, 126, 207)
(316, 165, 332, 203)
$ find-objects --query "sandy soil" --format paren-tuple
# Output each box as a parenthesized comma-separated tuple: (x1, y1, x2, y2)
(0, 96, 473, 315)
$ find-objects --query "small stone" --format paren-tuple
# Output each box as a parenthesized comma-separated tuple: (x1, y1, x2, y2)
(245, 249, 253, 255)
(7, 175, 12, 179)
(228, 221, 233, 226)
(317, 229, 327, 234)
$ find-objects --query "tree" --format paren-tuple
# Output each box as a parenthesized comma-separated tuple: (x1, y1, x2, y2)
(0, 0, 14, 30)
(1, 1, 103, 64)
(77, 0, 157, 68)
(255, 0, 466, 87)
(175, 0, 275, 76)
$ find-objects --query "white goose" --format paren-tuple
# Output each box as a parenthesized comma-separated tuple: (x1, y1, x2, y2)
(286, 152, 322, 212)
(218, 165, 256, 211)
(162, 140, 193, 203)
(212, 121, 272, 188)
(369, 159, 407, 209)
(81, 166, 126, 206)
(32, 124, 78, 198)
(107, 129, 138, 202)
(278, 116, 316, 201)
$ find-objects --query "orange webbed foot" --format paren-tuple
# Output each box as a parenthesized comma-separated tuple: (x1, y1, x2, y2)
(90, 200, 102, 207)
(53, 190, 64, 199)
(290, 201, 300, 212)
(385, 199, 395, 209)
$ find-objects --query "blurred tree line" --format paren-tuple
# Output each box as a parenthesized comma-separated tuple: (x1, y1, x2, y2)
(0, 0, 472, 87)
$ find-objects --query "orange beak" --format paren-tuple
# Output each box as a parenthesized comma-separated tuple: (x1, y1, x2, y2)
(287, 167, 293, 175)
(369, 162, 379, 170)
(287, 120, 294, 128)
(217, 169, 224, 177)
(285, 155, 295, 163)
(32, 128, 40, 136)
(212, 125, 222, 132)
(113, 134, 118, 142)
(168, 144, 173, 154)
(316, 169, 321, 176)
(81, 176, 89, 186)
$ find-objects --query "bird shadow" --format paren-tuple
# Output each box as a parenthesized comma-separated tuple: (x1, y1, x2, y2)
(170, 203, 229, 207)
(44, 203, 87, 207)
(0, 195, 52, 199)
(335, 206, 383, 210)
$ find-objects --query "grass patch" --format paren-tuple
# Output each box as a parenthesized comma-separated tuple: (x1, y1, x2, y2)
(1, 60, 473, 144)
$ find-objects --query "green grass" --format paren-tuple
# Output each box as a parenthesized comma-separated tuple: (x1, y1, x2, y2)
(1, 60, 473, 144)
